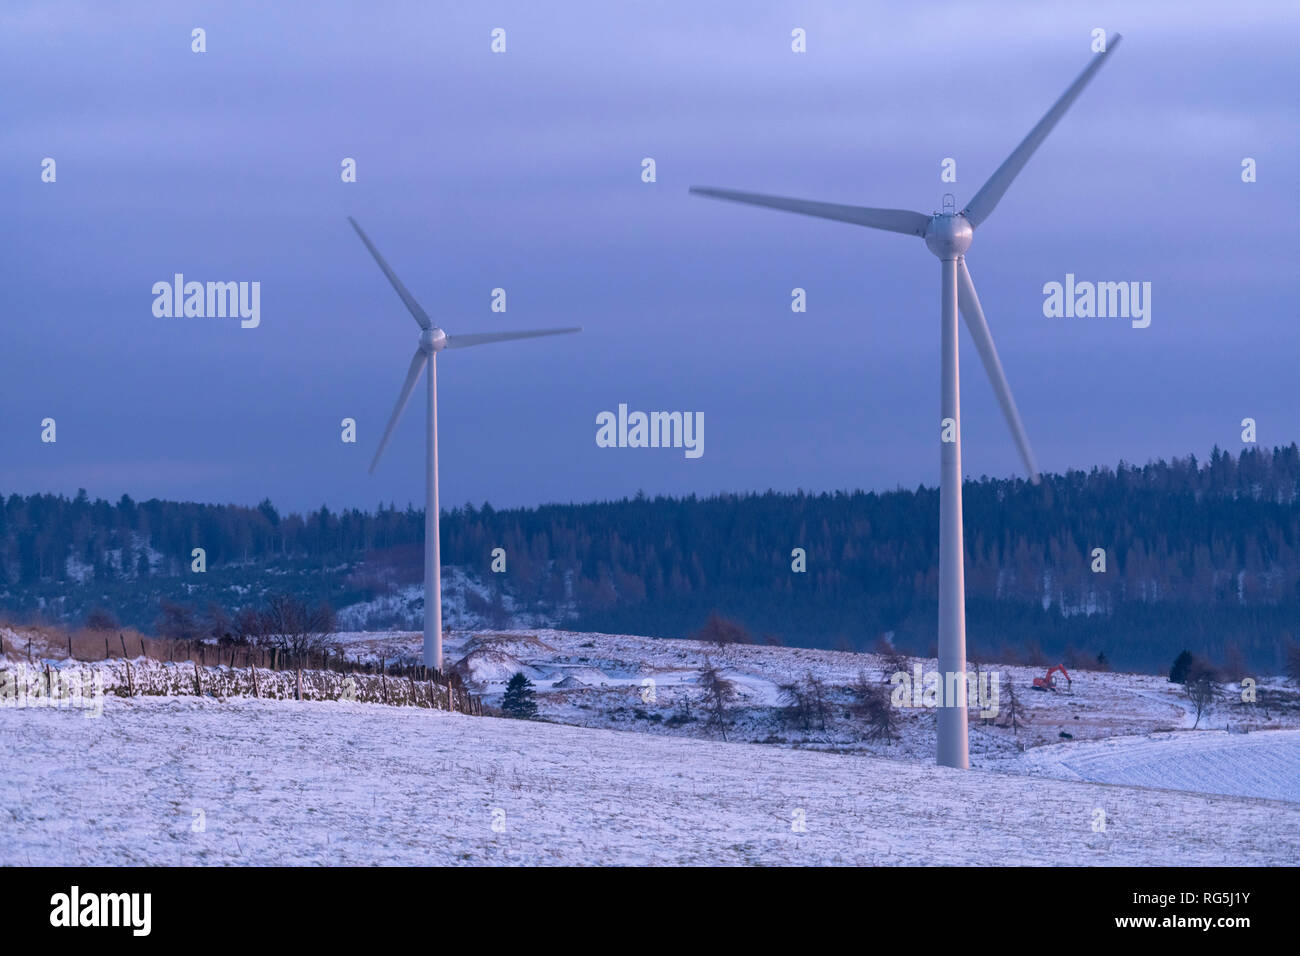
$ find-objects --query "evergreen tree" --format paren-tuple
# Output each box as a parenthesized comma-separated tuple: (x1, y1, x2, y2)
(1001, 677, 1029, 735)
(1169, 649, 1194, 684)
(853, 671, 899, 742)
(501, 672, 538, 719)
(698, 664, 736, 740)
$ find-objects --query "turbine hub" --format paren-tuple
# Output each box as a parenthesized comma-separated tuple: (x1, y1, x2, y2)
(924, 213, 973, 260)
(420, 327, 447, 352)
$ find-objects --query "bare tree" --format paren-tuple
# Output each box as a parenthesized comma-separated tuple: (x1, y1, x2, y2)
(1285, 639, 1300, 686)
(967, 643, 984, 705)
(698, 663, 737, 741)
(155, 601, 200, 642)
(801, 672, 830, 732)
(694, 613, 752, 648)
(1185, 659, 1220, 730)
(259, 593, 337, 667)
(203, 602, 235, 644)
(235, 606, 267, 645)
(1221, 644, 1246, 683)
(84, 607, 118, 632)
(882, 648, 913, 685)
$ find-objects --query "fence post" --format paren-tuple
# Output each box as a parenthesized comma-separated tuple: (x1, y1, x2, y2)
(296, 668, 303, 701)
(120, 632, 129, 658)
(380, 658, 388, 704)
(124, 659, 135, 697)
(105, 634, 112, 659)
(250, 661, 260, 699)
(193, 661, 202, 696)
(67, 632, 73, 660)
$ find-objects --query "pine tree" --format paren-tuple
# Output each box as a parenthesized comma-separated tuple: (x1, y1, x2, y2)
(698, 664, 736, 740)
(1001, 677, 1029, 735)
(501, 672, 538, 720)
(853, 671, 899, 743)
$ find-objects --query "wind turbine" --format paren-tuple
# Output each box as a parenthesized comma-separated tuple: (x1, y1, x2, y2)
(349, 216, 581, 671)
(690, 36, 1122, 768)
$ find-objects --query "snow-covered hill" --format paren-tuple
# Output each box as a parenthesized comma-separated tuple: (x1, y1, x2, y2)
(3, 695, 1296, 866)
(334, 566, 560, 633)
(332, 627, 1300, 783)
(4, 622, 1297, 864)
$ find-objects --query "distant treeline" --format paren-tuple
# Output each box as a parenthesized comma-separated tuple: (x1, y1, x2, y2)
(2, 445, 1299, 673)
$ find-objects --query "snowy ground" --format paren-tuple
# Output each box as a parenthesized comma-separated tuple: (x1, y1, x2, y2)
(3, 696, 1297, 866)
(1000, 728, 1300, 803)
(333, 627, 1300, 785)
(4, 623, 1297, 864)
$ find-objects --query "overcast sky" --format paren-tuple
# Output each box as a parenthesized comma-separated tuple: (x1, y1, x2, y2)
(3, 1, 1297, 513)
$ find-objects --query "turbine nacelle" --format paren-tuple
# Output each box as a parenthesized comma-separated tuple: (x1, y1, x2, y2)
(924, 213, 974, 260)
(421, 327, 448, 353)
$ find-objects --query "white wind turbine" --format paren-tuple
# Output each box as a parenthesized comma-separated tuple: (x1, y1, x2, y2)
(349, 217, 581, 671)
(690, 36, 1122, 768)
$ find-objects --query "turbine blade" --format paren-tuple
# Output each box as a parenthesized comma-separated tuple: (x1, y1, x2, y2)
(369, 347, 428, 474)
(689, 187, 930, 237)
(961, 34, 1122, 228)
(348, 217, 433, 331)
(956, 258, 1041, 484)
(443, 327, 582, 349)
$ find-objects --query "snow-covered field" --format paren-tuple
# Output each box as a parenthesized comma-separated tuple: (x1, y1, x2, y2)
(336, 626, 1300, 780)
(4, 622, 1297, 865)
(3, 695, 1297, 866)
(1004, 728, 1300, 803)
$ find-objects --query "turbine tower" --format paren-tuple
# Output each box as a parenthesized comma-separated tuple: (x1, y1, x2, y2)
(349, 217, 581, 671)
(690, 36, 1122, 768)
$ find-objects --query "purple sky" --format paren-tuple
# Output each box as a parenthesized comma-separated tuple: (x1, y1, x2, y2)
(3, 1, 1297, 513)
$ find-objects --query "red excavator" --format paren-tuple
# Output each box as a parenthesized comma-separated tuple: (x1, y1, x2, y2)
(1032, 664, 1072, 692)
